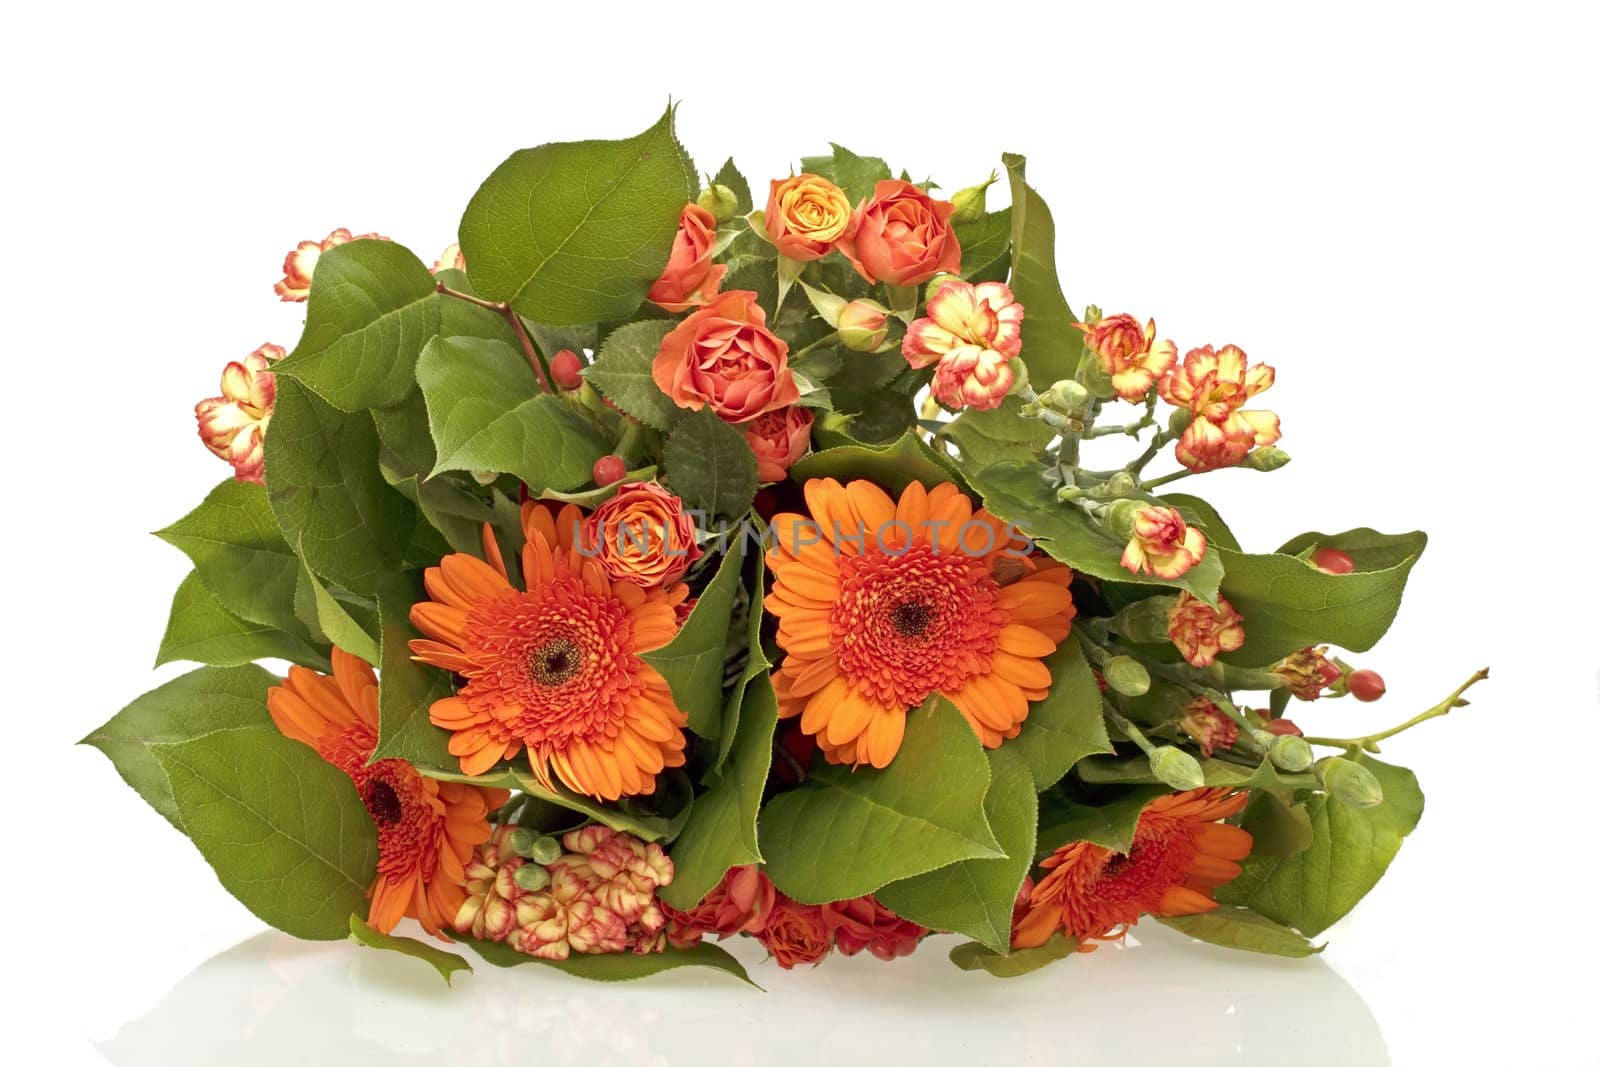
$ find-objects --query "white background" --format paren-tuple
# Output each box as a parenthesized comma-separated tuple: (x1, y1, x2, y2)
(3, 2, 1596, 1064)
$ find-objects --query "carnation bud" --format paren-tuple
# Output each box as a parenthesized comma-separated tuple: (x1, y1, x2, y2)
(592, 454, 627, 486)
(1102, 656, 1151, 696)
(1038, 379, 1092, 419)
(697, 182, 739, 223)
(550, 349, 584, 390)
(923, 273, 963, 304)
(1115, 595, 1180, 643)
(507, 827, 536, 857)
(838, 299, 890, 351)
(1082, 304, 1103, 324)
(1101, 499, 1145, 540)
(949, 171, 997, 224)
(1268, 733, 1315, 773)
(1167, 408, 1195, 436)
(1102, 472, 1139, 498)
(514, 864, 552, 892)
(1242, 446, 1292, 471)
(1149, 745, 1207, 790)
(1347, 669, 1387, 702)
(1317, 757, 1384, 808)
(1311, 547, 1356, 575)
(528, 835, 563, 865)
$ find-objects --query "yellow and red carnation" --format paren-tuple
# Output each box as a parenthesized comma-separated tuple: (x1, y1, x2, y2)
(580, 481, 701, 589)
(1119, 505, 1207, 580)
(838, 179, 961, 286)
(1158, 344, 1281, 472)
(1166, 591, 1245, 667)
(1074, 314, 1177, 401)
(1178, 698, 1239, 758)
(765, 174, 853, 262)
(195, 342, 283, 484)
(819, 895, 926, 960)
(1012, 788, 1251, 951)
(756, 895, 832, 968)
(408, 502, 691, 800)
(651, 289, 800, 424)
(903, 279, 1025, 412)
(433, 242, 466, 273)
(1274, 645, 1342, 701)
(744, 406, 815, 482)
(273, 227, 388, 301)
(929, 344, 1017, 412)
(267, 649, 510, 938)
(765, 478, 1077, 768)
(648, 203, 728, 313)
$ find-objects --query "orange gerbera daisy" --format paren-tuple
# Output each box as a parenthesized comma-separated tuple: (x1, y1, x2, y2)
(764, 477, 1077, 769)
(1012, 788, 1252, 951)
(267, 648, 510, 938)
(409, 502, 691, 801)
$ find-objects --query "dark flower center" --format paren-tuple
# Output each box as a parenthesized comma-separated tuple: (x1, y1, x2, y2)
(365, 780, 402, 826)
(530, 637, 582, 686)
(890, 601, 934, 638)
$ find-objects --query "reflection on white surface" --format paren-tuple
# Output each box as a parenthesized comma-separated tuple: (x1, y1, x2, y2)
(97, 923, 1387, 1066)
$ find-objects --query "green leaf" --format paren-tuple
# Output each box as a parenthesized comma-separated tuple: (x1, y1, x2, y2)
(1158, 908, 1324, 958)
(1218, 754, 1424, 936)
(1215, 529, 1426, 666)
(416, 335, 608, 492)
(1238, 790, 1315, 859)
(1035, 785, 1167, 859)
(1074, 753, 1318, 791)
(954, 207, 1013, 283)
(348, 916, 472, 984)
(712, 157, 754, 214)
(661, 408, 758, 520)
(757, 698, 1003, 903)
(369, 570, 456, 767)
(540, 466, 657, 509)
(877, 746, 1037, 954)
(435, 268, 520, 348)
(157, 572, 329, 670)
(656, 675, 778, 910)
(459, 106, 695, 325)
(583, 320, 680, 430)
(153, 726, 378, 940)
(469, 937, 756, 986)
(425, 764, 691, 844)
(155, 480, 308, 637)
(273, 240, 440, 410)
(265, 377, 414, 597)
(1000, 154, 1082, 385)
(939, 396, 1054, 470)
(820, 143, 892, 204)
(1160, 492, 1242, 553)
(641, 537, 748, 738)
(950, 932, 1079, 977)
(967, 461, 1224, 603)
(1010, 636, 1113, 791)
(81, 665, 278, 830)
(294, 551, 379, 664)
(712, 551, 772, 774)
(372, 388, 439, 476)
(790, 431, 966, 496)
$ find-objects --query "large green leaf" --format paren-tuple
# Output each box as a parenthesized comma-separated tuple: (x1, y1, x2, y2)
(757, 698, 1003, 903)
(294, 553, 379, 664)
(265, 377, 414, 596)
(153, 726, 378, 940)
(656, 675, 777, 910)
(967, 461, 1224, 603)
(469, 937, 755, 986)
(955, 206, 1012, 283)
(1217, 754, 1424, 936)
(1158, 908, 1323, 958)
(641, 537, 748, 739)
(939, 396, 1054, 470)
(877, 746, 1037, 954)
(416, 335, 607, 492)
(583, 320, 680, 431)
(790, 430, 966, 496)
(459, 106, 694, 325)
(661, 408, 758, 520)
(1000, 154, 1082, 385)
(369, 570, 456, 767)
(348, 916, 472, 984)
(950, 932, 1078, 977)
(1216, 529, 1427, 666)
(156, 480, 307, 636)
(273, 239, 440, 410)
(81, 665, 278, 830)
(157, 572, 329, 670)
(1009, 636, 1113, 791)
(802, 143, 891, 204)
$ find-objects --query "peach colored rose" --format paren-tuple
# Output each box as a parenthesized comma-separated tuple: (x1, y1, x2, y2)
(195, 343, 284, 484)
(838, 179, 961, 286)
(1158, 344, 1280, 472)
(1119, 505, 1207, 579)
(648, 203, 728, 313)
(661, 865, 778, 948)
(765, 174, 852, 262)
(273, 227, 388, 301)
(1166, 591, 1245, 667)
(581, 482, 702, 588)
(756, 895, 832, 968)
(819, 896, 926, 961)
(651, 290, 800, 423)
(744, 406, 814, 482)
(1075, 313, 1177, 401)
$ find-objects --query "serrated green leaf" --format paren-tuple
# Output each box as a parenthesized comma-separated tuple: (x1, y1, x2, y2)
(1217, 754, 1423, 936)
(294, 550, 379, 664)
(954, 207, 1012, 283)
(459, 106, 694, 325)
(758, 699, 1003, 903)
(712, 157, 753, 215)
(1238, 790, 1314, 859)
(1010, 636, 1114, 791)
(822, 143, 892, 204)
(369, 570, 455, 767)
(157, 572, 329, 670)
(583, 320, 680, 430)
(153, 726, 377, 940)
(657, 675, 777, 910)
(640, 537, 748, 738)
(950, 932, 1079, 977)
(877, 746, 1037, 954)
(1000, 154, 1082, 385)
(939, 396, 1054, 470)
(1158, 908, 1323, 958)
(790, 430, 966, 496)
(416, 335, 607, 492)
(264, 378, 414, 596)
(662, 408, 758, 520)
(1035, 785, 1168, 859)
(372, 388, 438, 476)
(469, 936, 756, 986)
(435, 268, 521, 348)
(348, 916, 472, 984)
(81, 665, 278, 830)
(273, 240, 440, 410)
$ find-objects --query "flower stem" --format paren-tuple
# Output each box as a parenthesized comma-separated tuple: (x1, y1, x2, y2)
(437, 281, 553, 393)
(1301, 669, 1489, 753)
(1141, 468, 1196, 490)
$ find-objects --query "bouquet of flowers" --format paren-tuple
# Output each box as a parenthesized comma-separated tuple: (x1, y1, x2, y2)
(86, 106, 1483, 984)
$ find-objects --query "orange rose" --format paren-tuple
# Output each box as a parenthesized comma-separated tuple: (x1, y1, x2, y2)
(580, 482, 702, 589)
(648, 203, 727, 313)
(756, 895, 832, 969)
(765, 174, 852, 262)
(838, 179, 961, 286)
(651, 290, 800, 423)
(743, 406, 814, 482)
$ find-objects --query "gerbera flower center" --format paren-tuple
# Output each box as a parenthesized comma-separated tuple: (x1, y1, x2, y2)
(365, 779, 403, 826)
(529, 636, 583, 687)
(890, 600, 934, 638)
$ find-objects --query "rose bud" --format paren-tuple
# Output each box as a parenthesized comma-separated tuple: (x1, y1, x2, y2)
(592, 454, 627, 486)
(837, 299, 890, 352)
(697, 182, 739, 223)
(550, 349, 584, 390)
(647, 203, 727, 313)
(1346, 669, 1387, 702)
(743, 406, 814, 482)
(1311, 547, 1356, 575)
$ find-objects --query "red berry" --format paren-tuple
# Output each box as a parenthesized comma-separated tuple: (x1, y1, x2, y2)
(1311, 547, 1355, 575)
(550, 349, 583, 390)
(592, 454, 627, 486)
(1347, 669, 1387, 702)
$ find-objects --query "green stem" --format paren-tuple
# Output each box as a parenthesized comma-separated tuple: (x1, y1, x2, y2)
(1301, 669, 1489, 753)
(1142, 468, 1196, 490)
